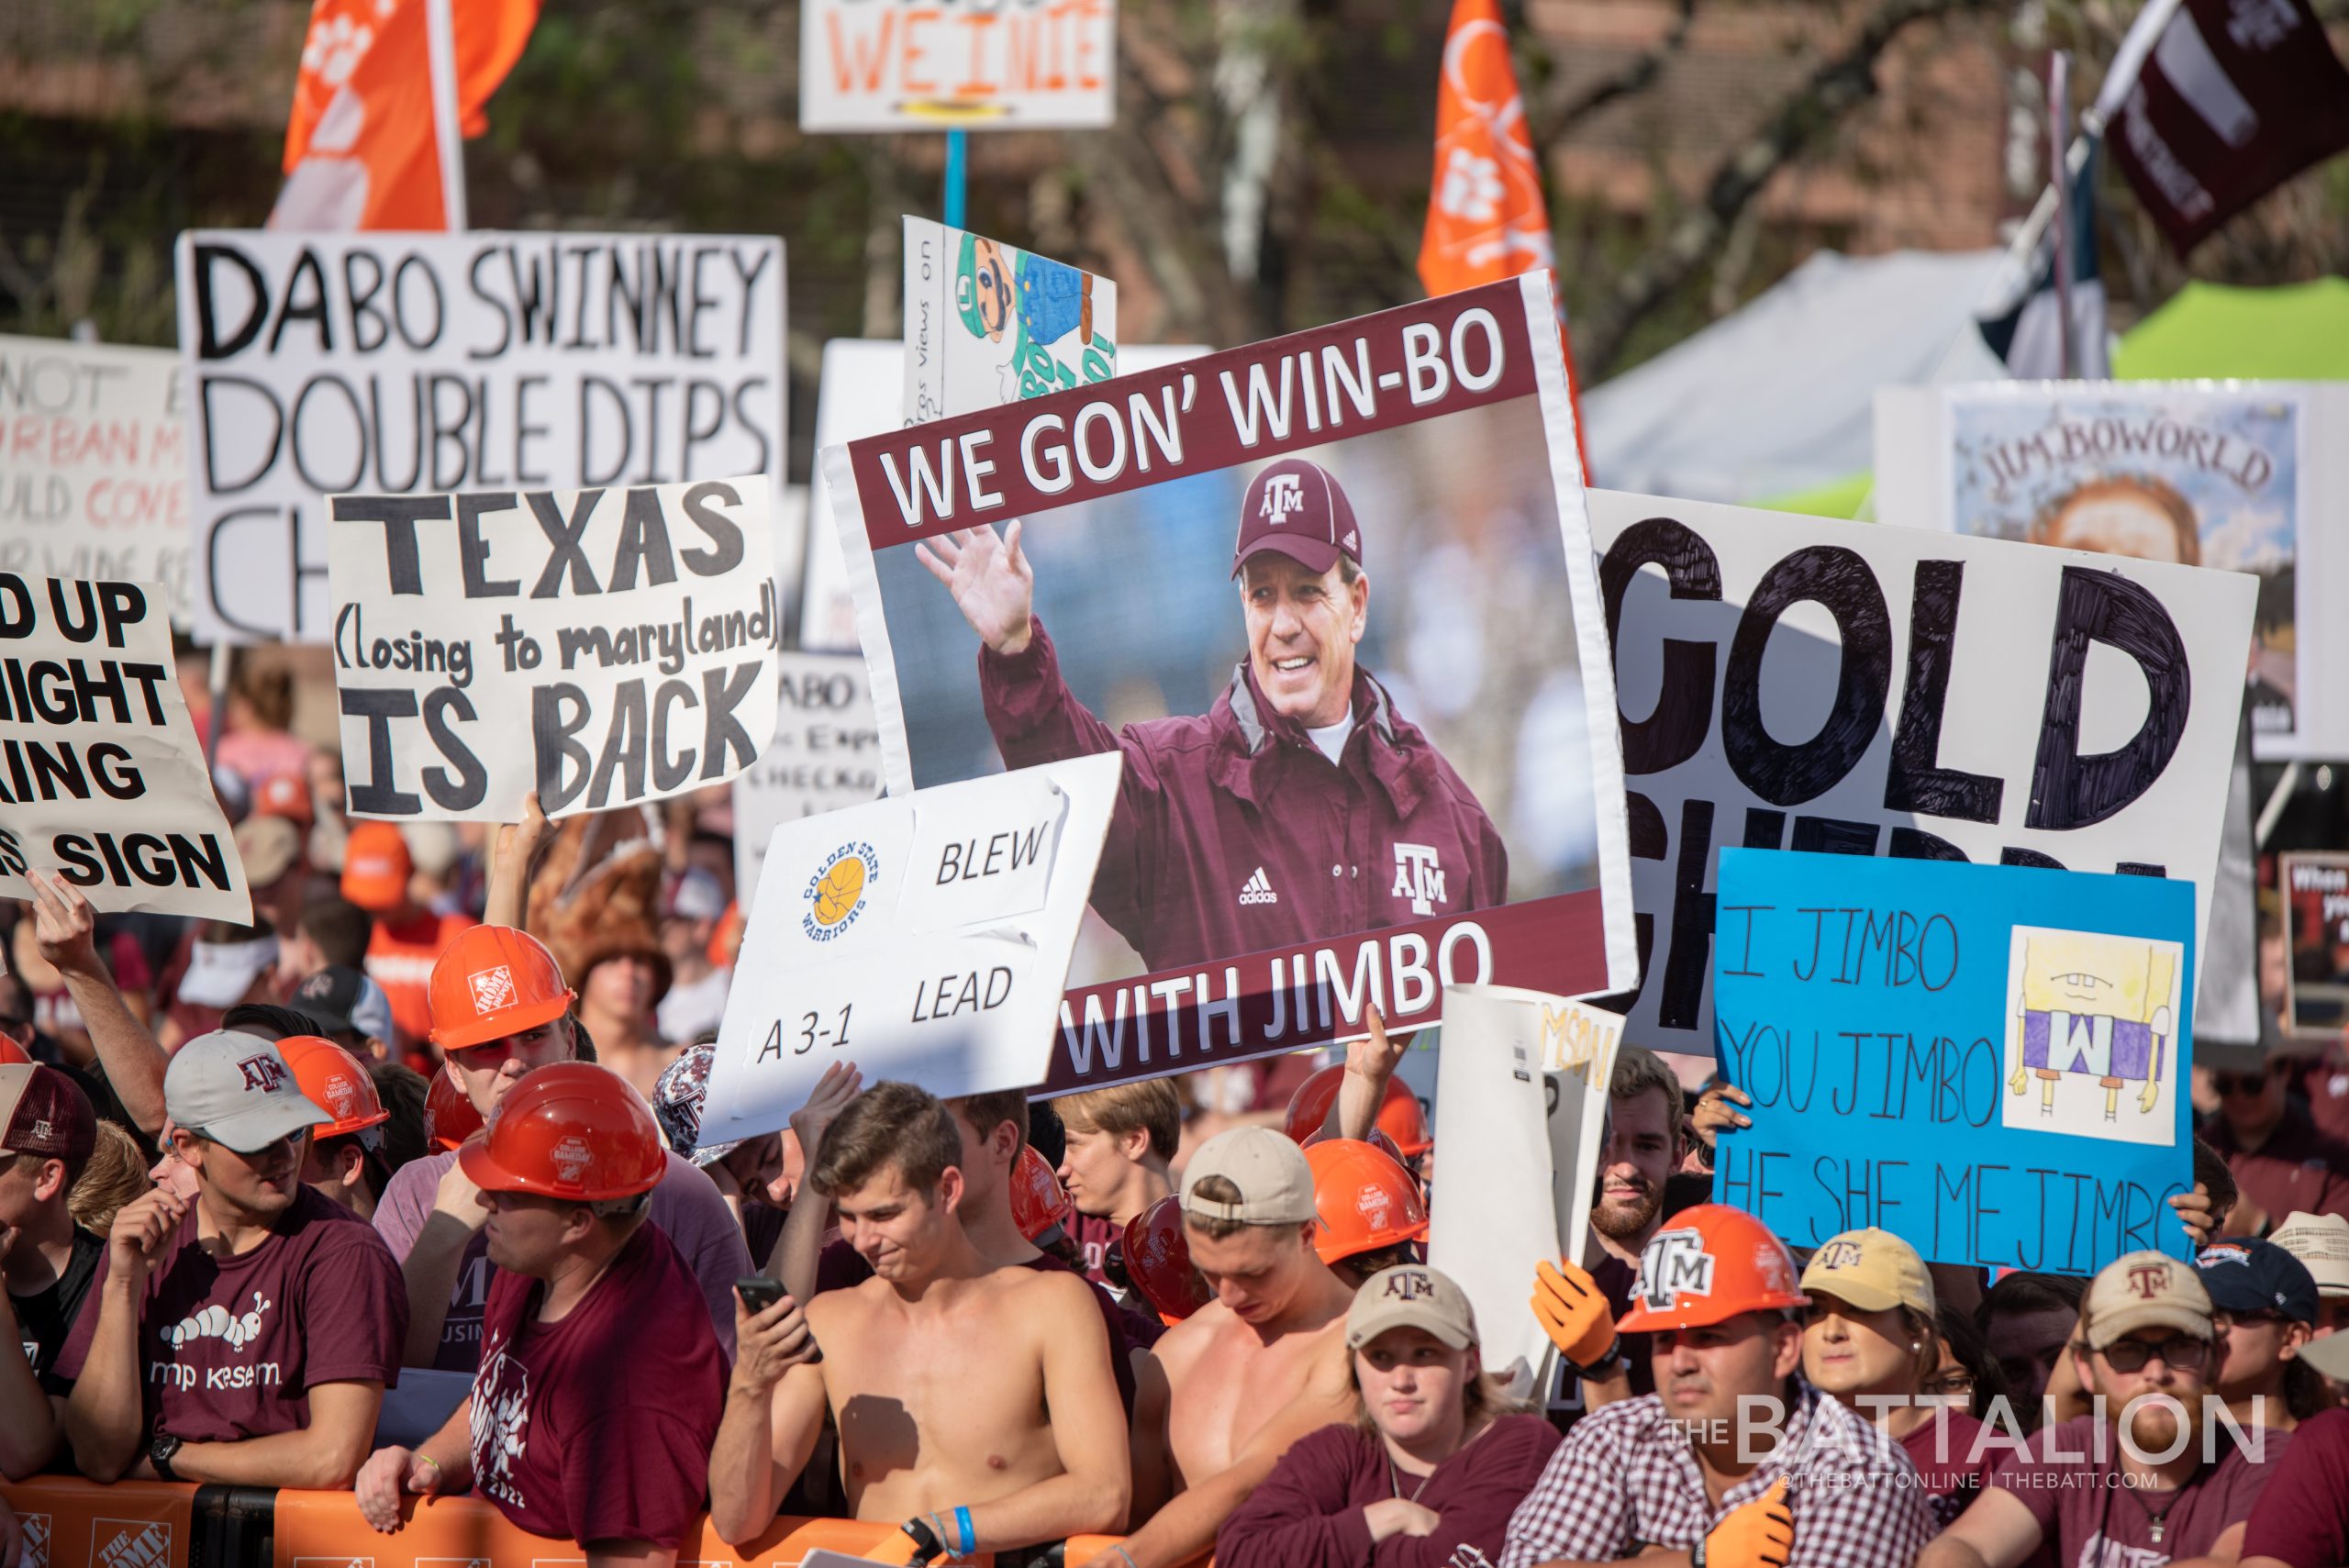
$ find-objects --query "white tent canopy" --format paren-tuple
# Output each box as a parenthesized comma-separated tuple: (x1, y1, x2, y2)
(1580, 248, 2009, 505)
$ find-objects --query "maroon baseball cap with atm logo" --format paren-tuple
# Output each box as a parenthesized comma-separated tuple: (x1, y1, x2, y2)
(1230, 458, 1364, 579)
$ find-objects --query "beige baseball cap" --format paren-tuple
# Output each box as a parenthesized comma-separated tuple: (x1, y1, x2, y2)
(1800, 1228, 1936, 1316)
(2082, 1250, 2213, 1351)
(2271, 1211, 2349, 1298)
(1347, 1264, 1478, 1351)
(1181, 1126, 1316, 1227)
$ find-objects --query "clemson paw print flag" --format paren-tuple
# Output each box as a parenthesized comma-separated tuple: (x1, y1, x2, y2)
(271, 0, 537, 230)
(1419, 0, 1588, 473)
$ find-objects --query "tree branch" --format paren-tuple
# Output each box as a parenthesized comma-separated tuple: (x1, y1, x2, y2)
(1525, 0, 1698, 147)
(1572, 0, 1991, 378)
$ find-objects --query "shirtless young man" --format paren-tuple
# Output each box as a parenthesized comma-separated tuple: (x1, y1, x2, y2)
(707, 1081, 1129, 1560)
(1094, 1126, 1359, 1568)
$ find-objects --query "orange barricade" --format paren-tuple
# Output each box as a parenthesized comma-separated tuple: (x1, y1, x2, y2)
(270, 1489, 985, 1565)
(0, 1475, 197, 1568)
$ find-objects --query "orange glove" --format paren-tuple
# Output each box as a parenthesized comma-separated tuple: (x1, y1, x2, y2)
(1697, 1477, 1793, 1568)
(1531, 1258, 1617, 1370)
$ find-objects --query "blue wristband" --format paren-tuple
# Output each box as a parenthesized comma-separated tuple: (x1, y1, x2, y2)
(954, 1505, 975, 1555)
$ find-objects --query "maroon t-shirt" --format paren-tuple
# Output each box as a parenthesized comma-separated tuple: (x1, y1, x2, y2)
(469, 1221, 727, 1549)
(1898, 1410, 1998, 1529)
(1990, 1416, 2276, 1564)
(2204, 1106, 2349, 1224)
(2243, 1407, 2349, 1567)
(1215, 1416, 1561, 1568)
(55, 1184, 405, 1443)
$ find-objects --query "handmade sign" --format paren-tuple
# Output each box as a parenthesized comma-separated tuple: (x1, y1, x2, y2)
(325, 476, 782, 821)
(1876, 382, 2347, 761)
(730, 651, 885, 906)
(0, 574, 248, 919)
(1712, 848, 2197, 1273)
(0, 336, 190, 625)
(2283, 851, 2349, 1039)
(800, 0, 1117, 132)
(705, 752, 1121, 1136)
(824, 276, 1636, 1092)
(175, 230, 786, 645)
(1587, 490, 2255, 1064)
(904, 218, 1116, 425)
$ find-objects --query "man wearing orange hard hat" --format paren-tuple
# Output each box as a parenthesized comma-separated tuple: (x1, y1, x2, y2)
(1304, 1136, 1428, 1290)
(279, 1036, 395, 1222)
(369, 924, 751, 1374)
(1499, 1206, 1935, 1568)
(344, 821, 478, 1054)
(354, 1062, 727, 1561)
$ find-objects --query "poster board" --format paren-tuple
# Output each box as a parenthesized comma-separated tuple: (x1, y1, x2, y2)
(826, 276, 1637, 1092)
(800, 0, 1118, 132)
(0, 575, 248, 920)
(0, 337, 191, 626)
(705, 752, 1121, 1138)
(1712, 848, 2197, 1273)
(175, 230, 786, 646)
(1876, 382, 2349, 761)
(800, 339, 1203, 656)
(905, 218, 1117, 425)
(731, 651, 885, 906)
(2282, 851, 2349, 1039)
(325, 476, 781, 821)
(1587, 490, 2255, 1066)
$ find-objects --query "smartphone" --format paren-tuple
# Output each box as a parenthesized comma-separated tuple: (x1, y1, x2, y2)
(735, 1275, 787, 1314)
(735, 1276, 822, 1361)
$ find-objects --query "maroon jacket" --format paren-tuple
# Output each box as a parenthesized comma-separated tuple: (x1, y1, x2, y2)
(978, 618, 1509, 974)
(1215, 1416, 1561, 1568)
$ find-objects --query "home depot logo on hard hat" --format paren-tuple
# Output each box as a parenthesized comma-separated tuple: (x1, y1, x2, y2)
(1637, 1229, 1716, 1311)
(470, 966, 518, 1013)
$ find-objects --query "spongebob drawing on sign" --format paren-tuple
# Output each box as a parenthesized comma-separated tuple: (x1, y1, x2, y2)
(2004, 926, 2182, 1146)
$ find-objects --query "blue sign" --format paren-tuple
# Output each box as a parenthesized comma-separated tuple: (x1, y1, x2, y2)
(1711, 848, 2197, 1274)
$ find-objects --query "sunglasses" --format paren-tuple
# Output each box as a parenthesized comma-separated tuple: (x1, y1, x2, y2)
(2100, 1336, 2210, 1372)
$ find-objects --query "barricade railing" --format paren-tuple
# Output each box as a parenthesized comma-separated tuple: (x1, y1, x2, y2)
(0, 1475, 1152, 1567)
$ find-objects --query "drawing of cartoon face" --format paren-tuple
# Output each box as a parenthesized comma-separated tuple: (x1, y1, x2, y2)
(968, 238, 1013, 339)
(2018, 930, 2175, 1026)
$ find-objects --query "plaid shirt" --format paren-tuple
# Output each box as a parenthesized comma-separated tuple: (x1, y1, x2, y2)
(1498, 1383, 1936, 1568)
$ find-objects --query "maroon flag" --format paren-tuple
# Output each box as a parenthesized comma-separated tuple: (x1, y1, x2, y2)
(2107, 0, 2349, 253)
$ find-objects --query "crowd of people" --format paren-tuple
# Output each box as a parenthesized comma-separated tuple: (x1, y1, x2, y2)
(3, 752, 2349, 1568)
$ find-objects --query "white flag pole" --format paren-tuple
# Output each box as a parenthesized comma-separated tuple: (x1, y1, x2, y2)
(424, 0, 468, 230)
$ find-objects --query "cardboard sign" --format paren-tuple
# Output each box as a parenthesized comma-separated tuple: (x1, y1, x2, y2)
(0, 337, 191, 627)
(1428, 984, 1564, 1396)
(731, 651, 885, 906)
(904, 218, 1117, 425)
(706, 752, 1121, 1138)
(800, 0, 1117, 132)
(2283, 851, 2349, 1039)
(1876, 382, 2349, 761)
(0, 575, 248, 920)
(1588, 490, 2255, 1064)
(824, 276, 1636, 1092)
(1712, 848, 2197, 1273)
(175, 230, 786, 646)
(325, 476, 782, 821)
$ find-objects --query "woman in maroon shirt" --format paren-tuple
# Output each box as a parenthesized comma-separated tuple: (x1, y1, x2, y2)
(1215, 1263, 1560, 1568)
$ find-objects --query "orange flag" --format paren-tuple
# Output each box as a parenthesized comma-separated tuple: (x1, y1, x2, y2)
(273, 0, 538, 230)
(1419, 0, 1590, 474)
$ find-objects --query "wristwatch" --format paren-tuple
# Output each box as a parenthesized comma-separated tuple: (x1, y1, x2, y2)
(150, 1433, 183, 1482)
(1571, 1334, 1626, 1378)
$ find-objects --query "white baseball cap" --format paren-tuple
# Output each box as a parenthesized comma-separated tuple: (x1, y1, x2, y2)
(164, 1031, 331, 1153)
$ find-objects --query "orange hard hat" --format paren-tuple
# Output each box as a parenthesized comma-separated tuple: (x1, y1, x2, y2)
(340, 820, 413, 913)
(428, 925, 575, 1051)
(275, 1035, 390, 1140)
(457, 1061, 666, 1203)
(1617, 1205, 1809, 1332)
(1009, 1145, 1074, 1244)
(1283, 1063, 1431, 1156)
(1303, 1138, 1429, 1265)
(424, 1068, 483, 1151)
(1301, 1124, 1410, 1167)
(1123, 1195, 1214, 1325)
(0, 1032, 30, 1066)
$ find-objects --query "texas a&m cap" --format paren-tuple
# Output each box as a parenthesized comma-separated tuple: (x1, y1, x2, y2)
(163, 1030, 331, 1154)
(1230, 458, 1364, 579)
